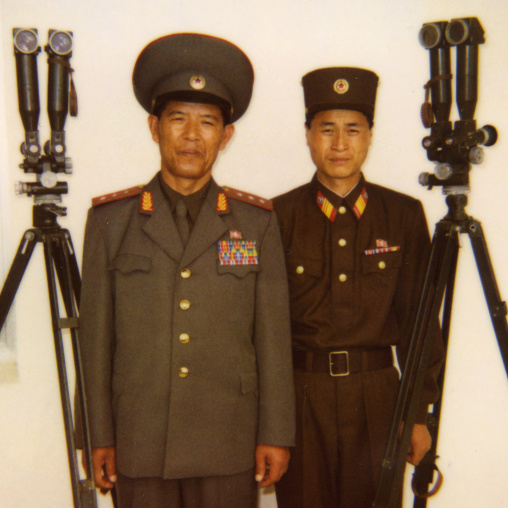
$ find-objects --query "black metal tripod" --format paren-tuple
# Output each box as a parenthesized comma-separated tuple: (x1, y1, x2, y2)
(373, 16, 508, 507)
(0, 203, 98, 508)
(373, 192, 508, 508)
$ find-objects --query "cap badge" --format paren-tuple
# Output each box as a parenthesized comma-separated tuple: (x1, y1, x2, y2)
(190, 75, 206, 90)
(334, 79, 349, 95)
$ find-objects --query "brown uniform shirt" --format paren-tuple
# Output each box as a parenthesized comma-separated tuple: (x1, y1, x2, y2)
(273, 173, 443, 409)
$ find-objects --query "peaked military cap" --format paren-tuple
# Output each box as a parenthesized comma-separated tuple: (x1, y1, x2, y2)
(132, 33, 254, 123)
(302, 67, 379, 121)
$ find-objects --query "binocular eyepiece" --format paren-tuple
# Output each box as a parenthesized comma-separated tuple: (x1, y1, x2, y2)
(419, 18, 485, 49)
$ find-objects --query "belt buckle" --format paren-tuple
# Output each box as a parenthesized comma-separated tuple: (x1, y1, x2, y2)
(328, 351, 349, 377)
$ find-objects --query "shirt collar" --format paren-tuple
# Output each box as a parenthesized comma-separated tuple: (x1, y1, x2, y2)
(159, 174, 211, 222)
(313, 173, 368, 221)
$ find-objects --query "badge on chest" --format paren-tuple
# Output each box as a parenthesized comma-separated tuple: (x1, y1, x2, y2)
(218, 240, 259, 265)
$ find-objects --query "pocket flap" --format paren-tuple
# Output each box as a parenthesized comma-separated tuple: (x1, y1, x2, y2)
(109, 253, 152, 274)
(217, 263, 261, 278)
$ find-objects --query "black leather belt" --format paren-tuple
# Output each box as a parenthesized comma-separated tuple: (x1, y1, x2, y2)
(293, 348, 393, 377)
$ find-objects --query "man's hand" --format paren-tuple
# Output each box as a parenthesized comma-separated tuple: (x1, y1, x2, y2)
(91, 446, 117, 491)
(407, 423, 432, 466)
(255, 444, 290, 488)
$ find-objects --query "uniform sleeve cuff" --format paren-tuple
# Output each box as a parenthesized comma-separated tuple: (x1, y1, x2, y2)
(416, 404, 429, 424)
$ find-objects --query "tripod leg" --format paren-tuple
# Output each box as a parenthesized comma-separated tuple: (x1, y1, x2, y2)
(0, 230, 38, 329)
(52, 230, 81, 312)
(55, 231, 99, 507)
(412, 246, 457, 507)
(43, 233, 97, 508)
(374, 221, 458, 508)
(467, 219, 508, 375)
(65, 232, 82, 308)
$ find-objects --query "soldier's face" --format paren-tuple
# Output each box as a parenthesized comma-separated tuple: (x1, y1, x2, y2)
(306, 109, 372, 194)
(149, 101, 234, 191)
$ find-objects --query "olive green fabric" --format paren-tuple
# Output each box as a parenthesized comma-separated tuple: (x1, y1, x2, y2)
(79, 174, 295, 479)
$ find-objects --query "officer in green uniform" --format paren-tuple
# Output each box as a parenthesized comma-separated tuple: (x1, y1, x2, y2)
(78, 33, 295, 508)
(273, 67, 444, 508)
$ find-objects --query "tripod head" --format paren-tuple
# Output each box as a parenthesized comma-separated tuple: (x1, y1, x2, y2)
(418, 17, 497, 196)
(13, 28, 76, 222)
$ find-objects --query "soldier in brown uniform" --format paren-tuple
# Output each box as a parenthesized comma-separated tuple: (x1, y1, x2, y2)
(273, 67, 444, 508)
(78, 34, 295, 508)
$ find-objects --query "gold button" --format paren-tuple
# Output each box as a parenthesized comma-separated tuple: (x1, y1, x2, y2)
(338, 206, 347, 214)
(296, 265, 304, 274)
(338, 239, 347, 247)
(180, 300, 190, 310)
(179, 367, 189, 378)
(339, 273, 347, 282)
(379, 261, 386, 270)
(179, 333, 190, 344)
(181, 268, 191, 278)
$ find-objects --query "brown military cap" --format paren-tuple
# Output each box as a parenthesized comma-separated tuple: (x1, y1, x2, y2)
(302, 67, 379, 122)
(132, 33, 254, 123)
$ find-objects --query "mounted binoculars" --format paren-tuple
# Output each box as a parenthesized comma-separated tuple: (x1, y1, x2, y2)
(418, 17, 497, 193)
(13, 28, 76, 210)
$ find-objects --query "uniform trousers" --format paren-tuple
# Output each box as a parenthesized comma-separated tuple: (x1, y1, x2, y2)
(275, 361, 401, 508)
(115, 467, 258, 508)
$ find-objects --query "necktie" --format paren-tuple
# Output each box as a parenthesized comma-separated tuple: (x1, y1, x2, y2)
(175, 199, 190, 246)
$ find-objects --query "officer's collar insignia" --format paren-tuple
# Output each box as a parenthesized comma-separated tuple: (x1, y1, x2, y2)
(334, 79, 349, 95)
(216, 192, 229, 212)
(190, 75, 206, 90)
(352, 187, 368, 219)
(316, 187, 368, 222)
(230, 230, 242, 239)
(140, 190, 154, 213)
(316, 191, 337, 222)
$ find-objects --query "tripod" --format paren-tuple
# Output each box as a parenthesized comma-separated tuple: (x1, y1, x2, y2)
(373, 191, 508, 508)
(373, 16, 508, 507)
(0, 203, 98, 508)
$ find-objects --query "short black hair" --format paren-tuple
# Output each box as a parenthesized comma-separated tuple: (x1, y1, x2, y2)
(305, 109, 374, 129)
(152, 91, 232, 125)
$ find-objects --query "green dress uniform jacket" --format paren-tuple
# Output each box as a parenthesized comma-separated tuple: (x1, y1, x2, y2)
(78, 173, 295, 480)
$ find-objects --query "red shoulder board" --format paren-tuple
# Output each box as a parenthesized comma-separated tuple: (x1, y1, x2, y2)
(92, 185, 144, 207)
(221, 186, 273, 211)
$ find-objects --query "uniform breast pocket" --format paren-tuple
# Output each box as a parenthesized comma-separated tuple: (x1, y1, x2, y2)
(361, 250, 402, 303)
(361, 250, 402, 275)
(109, 254, 152, 296)
(285, 256, 323, 318)
(286, 256, 323, 280)
(286, 256, 323, 299)
(109, 253, 158, 321)
(216, 240, 260, 279)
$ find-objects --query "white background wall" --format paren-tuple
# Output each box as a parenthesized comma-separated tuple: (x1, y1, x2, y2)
(1, 0, 508, 506)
